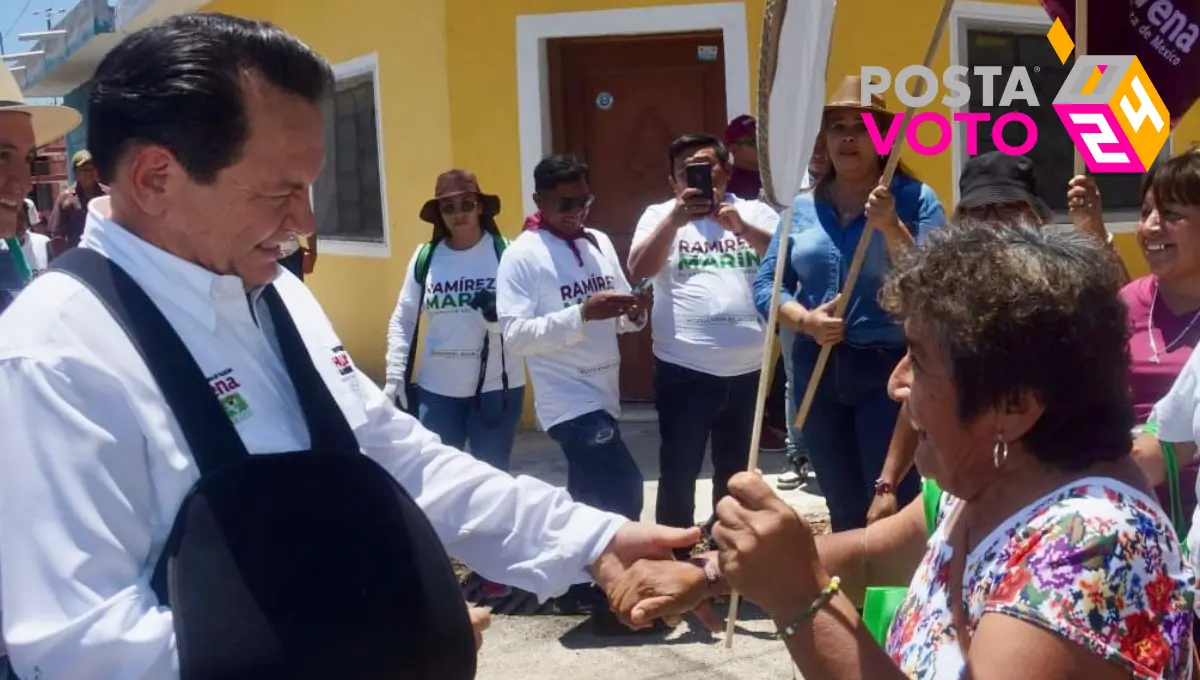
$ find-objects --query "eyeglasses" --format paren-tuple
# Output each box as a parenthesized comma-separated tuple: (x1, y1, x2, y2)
(439, 199, 478, 215)
(959, 201, 1031, 221)
(542, 194, 594, 213)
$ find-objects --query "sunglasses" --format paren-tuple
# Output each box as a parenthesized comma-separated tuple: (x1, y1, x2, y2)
(542, 194, 594, 213)
(734, 137, 757, 149)
(439, 199, 478, 215)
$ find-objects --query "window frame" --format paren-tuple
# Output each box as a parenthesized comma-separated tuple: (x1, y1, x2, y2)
(948, 1, 1171, 234)
(311, 52, 392, 259)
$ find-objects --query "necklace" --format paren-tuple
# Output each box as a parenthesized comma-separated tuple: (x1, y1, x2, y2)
(1148, 280, 1200, 363)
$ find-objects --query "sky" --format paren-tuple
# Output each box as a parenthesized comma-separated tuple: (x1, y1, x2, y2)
(0, 0, 98, 57)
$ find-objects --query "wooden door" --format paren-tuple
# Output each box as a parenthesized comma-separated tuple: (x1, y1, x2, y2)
(549, 31, 729, 402)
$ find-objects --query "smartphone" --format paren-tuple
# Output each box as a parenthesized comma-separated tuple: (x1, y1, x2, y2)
(631, 278, 654, 295)
(685, 162, 714, 203)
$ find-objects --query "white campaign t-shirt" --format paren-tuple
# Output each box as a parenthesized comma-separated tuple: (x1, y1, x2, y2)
(631, 195, 779, 376)
(1148, 346, 1200, 576)
(385, 235, 525, 399)
(496, 228, 644, 430)
(0, 232, 49, 276)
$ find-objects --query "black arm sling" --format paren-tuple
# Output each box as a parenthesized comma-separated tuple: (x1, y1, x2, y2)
(48, 248, 475, 680)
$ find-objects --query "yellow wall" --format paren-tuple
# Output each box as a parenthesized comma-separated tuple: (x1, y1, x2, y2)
(199, 0, 1200, 427)
(202, 0, 454, 382)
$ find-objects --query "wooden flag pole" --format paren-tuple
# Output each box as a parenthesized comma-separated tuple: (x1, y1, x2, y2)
(1074, 0, 1088, 175)
(792, 0, 955, 439)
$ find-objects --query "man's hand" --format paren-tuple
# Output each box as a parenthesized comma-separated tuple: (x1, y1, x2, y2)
(588, 522, 702, 606)
(467, 604, 491, 650)
(672, 187, 712, 221)
(581, 291, 637, 322)
(715, 204, 746, 236)
(606, 558, 723, 632)
(800, 294, 844, 347)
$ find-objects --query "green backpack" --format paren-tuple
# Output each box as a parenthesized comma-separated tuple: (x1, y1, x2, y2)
(862, 478, 944, 646)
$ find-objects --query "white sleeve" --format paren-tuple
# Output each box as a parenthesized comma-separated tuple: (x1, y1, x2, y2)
(752, 200, 782, 233)
(496, 242, 587, 355)
(384, 249, 423, 385)
(351, 370, 626, 600)
(1152, 351, 1200, 444)
(0, 357, 178, 680)
(628, 204, 665, 259)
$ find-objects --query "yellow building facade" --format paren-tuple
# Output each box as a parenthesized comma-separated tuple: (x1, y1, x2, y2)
(198, 0, 1200, 427)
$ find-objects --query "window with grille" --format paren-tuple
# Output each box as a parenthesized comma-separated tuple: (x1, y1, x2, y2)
(312, 60, 387, 245)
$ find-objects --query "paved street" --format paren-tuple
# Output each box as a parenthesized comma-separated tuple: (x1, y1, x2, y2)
(474, 413, 827, 679)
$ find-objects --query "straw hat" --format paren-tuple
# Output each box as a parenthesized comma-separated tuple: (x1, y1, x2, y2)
(419, 170, 501, 224)
(825, 75, 892, 117)
(0, 62, 82, 146)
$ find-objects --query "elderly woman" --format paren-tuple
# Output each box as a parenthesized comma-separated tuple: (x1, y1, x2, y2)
(753, 75, 945, 530)
(613, 219, 1193, 679)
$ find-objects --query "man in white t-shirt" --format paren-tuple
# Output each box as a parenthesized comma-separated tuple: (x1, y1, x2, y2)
(498, 156, 648, 520)
(627, 133, 779, 536)
(497, 155, 650, 616)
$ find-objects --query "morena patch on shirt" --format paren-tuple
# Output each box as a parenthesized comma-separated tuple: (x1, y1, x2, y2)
(559, 275, 615, 307)
(207, 367, 253, 425)
(330, 345, 354, 377)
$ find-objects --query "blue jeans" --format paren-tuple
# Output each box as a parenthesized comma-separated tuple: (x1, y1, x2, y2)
(791, 341, 918, 531)
(418, 386, 525, 472)
(779, 328, 809, 461)
(653, 359, 759, 529)
(547, 410, 644, 521)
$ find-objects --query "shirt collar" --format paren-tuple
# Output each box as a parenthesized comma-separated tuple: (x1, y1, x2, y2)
(78, 197, 276, 333)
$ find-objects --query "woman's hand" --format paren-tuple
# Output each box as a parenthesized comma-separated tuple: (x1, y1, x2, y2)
(712, 472, 830, 621)
(605, 558, 723, 632)
(800, 295, 844, 346)
(1067, 175, 1107, 242)
(864, 185, 901, 233)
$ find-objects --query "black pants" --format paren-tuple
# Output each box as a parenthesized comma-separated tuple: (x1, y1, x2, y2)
(653, 359, 759, 529)
(765, 354, 787, 430)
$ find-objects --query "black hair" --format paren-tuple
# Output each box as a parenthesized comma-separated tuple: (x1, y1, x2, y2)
(533, 155, 589, 193)
(87, 12, 334, 184)
(667, 134, 730, 173)
(881, 217, 1133, 470)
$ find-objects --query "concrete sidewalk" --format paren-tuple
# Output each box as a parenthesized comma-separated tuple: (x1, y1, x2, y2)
(474, 418, 828, 680)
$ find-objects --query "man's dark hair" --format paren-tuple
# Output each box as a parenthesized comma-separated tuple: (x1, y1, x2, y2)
(87, 12, 334, 184)
(533, 155, 589, 193)
(880, 217, 1133, 470)
(667, 134, 729, 173)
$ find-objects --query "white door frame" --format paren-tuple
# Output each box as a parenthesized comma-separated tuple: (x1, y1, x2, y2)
(514, 2, 752, 218)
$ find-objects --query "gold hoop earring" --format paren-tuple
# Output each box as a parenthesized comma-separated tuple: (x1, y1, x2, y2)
(993, 437, 1009, 469)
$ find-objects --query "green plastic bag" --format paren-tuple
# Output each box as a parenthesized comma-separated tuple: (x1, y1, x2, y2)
(862, 478, 943, 646)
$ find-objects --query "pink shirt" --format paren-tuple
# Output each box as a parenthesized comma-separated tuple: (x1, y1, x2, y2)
(1123, 275, 1200, 423)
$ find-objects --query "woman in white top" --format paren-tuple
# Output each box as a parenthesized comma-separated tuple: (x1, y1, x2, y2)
(384, 170, 525, 475)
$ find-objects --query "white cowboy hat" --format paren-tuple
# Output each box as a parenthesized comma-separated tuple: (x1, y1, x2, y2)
(0, 62, 81, 146)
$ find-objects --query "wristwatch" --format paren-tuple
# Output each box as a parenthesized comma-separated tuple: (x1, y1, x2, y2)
(873, 479, 896, 496)
(689, 556, 722, 597)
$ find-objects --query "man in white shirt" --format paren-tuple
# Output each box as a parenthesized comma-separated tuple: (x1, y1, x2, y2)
(0, 16, 698, 679)
(497, 156, 652, 614)
(627, 133, 779, 538)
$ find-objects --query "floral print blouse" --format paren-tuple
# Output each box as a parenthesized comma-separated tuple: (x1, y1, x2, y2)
(885, 478, 1193, 679)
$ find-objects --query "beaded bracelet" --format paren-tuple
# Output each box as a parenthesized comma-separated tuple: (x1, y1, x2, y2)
(775, 576, 841, 640)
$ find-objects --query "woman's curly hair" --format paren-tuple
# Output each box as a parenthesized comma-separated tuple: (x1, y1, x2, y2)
(880, 218, 1134, 469)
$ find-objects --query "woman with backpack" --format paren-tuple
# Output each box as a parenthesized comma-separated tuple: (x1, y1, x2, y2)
(384, 170, 526, 477)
